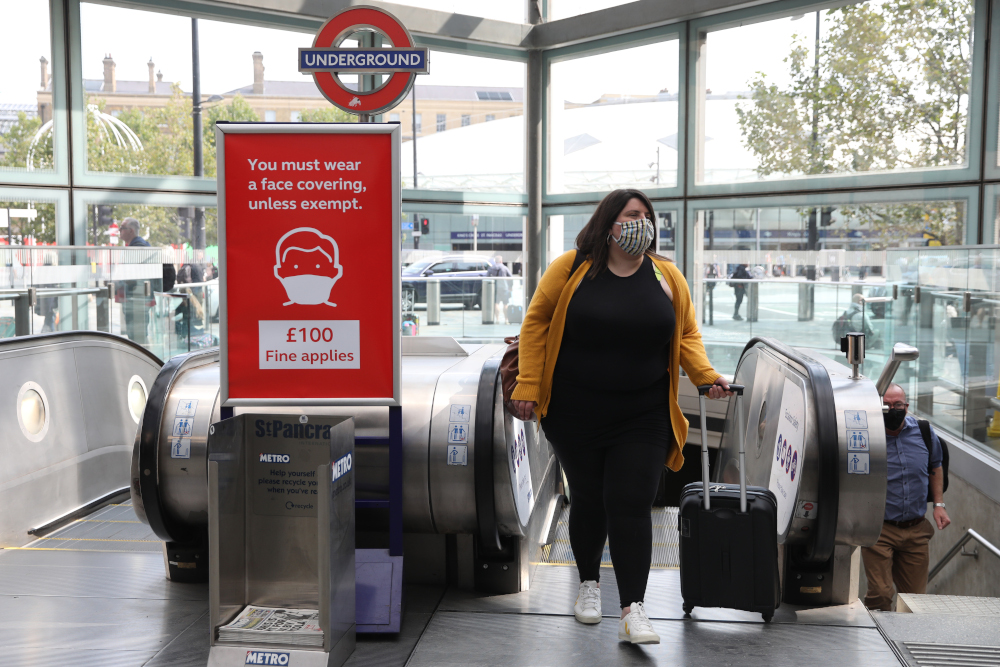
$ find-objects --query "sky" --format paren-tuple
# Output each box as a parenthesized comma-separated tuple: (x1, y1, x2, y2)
(0, 1, 867, 108)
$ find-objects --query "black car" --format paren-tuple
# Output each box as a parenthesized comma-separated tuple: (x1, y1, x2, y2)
(402, 255, 496, 309)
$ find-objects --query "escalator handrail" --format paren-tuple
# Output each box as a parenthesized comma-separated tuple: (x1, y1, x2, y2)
(0, 330, 163, 365)
(739, 336, 839, 564)
(474, 355, 504, 554)
(135, 346, 219, 543)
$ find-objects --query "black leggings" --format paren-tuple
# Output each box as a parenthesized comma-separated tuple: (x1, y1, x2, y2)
(550, 440, 665, 607)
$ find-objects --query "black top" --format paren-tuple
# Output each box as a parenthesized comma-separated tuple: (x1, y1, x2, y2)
(541, 256, 676, 449)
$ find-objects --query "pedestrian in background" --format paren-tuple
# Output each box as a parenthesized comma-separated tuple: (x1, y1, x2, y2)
(488, 254, 512, 324)
(728, 263, 751, 321)
(862, 383, 950, 611)
(510, 188, 731, 645)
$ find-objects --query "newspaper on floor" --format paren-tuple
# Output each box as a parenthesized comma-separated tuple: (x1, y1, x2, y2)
(218, 606, 324, 647)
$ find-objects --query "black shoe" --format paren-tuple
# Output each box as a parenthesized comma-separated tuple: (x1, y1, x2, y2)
(732, 314, 743, 321)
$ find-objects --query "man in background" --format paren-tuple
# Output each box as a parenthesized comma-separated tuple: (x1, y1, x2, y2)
(119, 217, 151, 343)
(862, 383, 950, 611)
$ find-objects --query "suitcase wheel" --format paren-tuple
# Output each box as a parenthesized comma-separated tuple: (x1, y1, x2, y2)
(682, 603, 693, 616)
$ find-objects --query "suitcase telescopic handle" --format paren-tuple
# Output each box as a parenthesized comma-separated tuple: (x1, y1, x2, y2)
(696, 384, 747, 512)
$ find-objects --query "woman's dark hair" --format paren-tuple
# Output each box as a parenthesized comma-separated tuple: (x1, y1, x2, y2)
(575, 189, 667, 277)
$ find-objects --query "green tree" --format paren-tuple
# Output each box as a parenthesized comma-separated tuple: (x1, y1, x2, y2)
(0, 112, 53, 172)
(299, 107, 356, 123)
(735, 0, 972, 244)
(0, 201, 57, 244)
(202, 94, 260, 178)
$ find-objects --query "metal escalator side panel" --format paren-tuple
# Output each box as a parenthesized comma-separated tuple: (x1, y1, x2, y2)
(735, 337, 841, 563)
(804, 351, 888, 548)
(428, 344, 504, 534)
(132, 347, 219, 542)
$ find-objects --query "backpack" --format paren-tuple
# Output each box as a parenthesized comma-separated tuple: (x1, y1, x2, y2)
(831, 310, 853, 345)
(917, 419, 949, 501)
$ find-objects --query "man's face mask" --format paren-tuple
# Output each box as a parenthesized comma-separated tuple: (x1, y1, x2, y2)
(883, 400, 907, 430)
(610, 218, 654, 256)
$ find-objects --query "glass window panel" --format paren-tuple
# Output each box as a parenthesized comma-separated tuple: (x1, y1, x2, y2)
(699, 0, 975, 185)
(0, 2, 55, 174)
(549, 39, 680, 194)
(549, 0, 633, 21)
(0, 196, 58, 246)
(546, 206, 677, 268)
(402, 52, 524, 193)
(400, 208, 524, 340)
(80, 3, 351, 179)
(691, 195, 968, 376)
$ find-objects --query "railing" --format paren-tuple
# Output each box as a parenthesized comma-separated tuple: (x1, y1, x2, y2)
(928, 528, 1000, 582)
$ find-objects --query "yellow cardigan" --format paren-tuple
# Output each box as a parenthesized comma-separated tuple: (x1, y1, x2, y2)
(511, 250, 721, 472)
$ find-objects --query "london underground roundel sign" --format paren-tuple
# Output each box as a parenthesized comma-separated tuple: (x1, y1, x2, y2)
(300, 6, 429, 116)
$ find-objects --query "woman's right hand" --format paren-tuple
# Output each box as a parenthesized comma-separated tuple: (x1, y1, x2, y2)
(511, 400, 537, 421)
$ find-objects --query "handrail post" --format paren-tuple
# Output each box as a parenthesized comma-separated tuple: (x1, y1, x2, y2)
(928, 528, 1000, 582)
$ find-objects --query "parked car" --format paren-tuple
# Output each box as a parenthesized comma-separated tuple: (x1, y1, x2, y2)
(401, 255, 495, 309)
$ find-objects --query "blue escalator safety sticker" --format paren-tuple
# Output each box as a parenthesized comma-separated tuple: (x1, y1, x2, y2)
(172, 417, 194, 437)
(447, 444, 468, 465)
(844, 410, 868, 429)
(170, 437, 191, 459)
(848, 452, 870, 475)
(847, 429, 869, 451)
(449, 404, 471, 422)
(246, 651, 289, 665)
(176, 399, 198, 417)
(447, 423, 469, 444)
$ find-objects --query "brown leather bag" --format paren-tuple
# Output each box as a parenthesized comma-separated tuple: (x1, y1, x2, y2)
(499, 335, 520, 416)
(499, 251, 586, 419)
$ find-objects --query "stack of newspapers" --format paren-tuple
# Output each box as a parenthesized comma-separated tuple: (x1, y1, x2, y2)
(218, 606, 324, 647)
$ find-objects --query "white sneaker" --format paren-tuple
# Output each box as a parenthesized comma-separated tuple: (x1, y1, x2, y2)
(574, 580, 602, 624)
(618, 601, 660, 644)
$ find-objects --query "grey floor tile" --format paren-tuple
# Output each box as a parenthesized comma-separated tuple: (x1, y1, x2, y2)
(0, 595, 206, 651)
(0, 648, 158, 667)
(872, 611, 1000, 647)
(441, 565, 875, 628)
(407, 612, 898, 667)
(144, 611, 211, 667)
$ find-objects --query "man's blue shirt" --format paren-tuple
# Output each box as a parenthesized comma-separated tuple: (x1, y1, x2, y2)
(885, 414, 942, 522)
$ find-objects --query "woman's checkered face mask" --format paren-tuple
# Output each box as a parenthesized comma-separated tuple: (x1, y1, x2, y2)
(610, 218, 655, 256)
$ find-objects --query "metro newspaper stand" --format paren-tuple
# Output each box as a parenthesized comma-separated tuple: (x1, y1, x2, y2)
(212, 121, 403, 666)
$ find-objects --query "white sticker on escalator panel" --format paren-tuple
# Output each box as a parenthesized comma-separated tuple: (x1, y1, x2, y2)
(844, 410, 868, 429)
(447, 423, 469, 444)
(794, 500, 817, 519)
(446, 444, 468, 466)
(847, 429, 870, 451)
(172, 417, 194, 437)
(848, 452, 870, 475)
(170, 437, 191, 459)
(768, 377, 806, 533)
(449, 404, 471, 423)
(175, 399, 198, 417)
(510, 421, 533, 525)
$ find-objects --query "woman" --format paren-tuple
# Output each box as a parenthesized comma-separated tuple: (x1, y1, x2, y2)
(510, 189, 730, 645)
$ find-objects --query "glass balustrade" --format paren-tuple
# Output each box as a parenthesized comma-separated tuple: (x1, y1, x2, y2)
(0, 245, 218, 361)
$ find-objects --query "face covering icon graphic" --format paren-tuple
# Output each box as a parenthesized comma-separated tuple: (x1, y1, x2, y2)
(273, 228, 343, 307)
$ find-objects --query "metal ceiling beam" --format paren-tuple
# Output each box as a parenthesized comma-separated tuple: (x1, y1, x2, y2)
(527, 0, 781, 50)
(151, 0, 784, 49)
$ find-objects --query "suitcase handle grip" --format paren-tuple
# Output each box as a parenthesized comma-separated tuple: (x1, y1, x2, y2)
(697, 383, 744, 396)
(698, 385, 748, 513)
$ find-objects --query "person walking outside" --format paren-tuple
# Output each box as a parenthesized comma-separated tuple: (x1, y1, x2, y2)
(119, 218, 152, 343)
(728, 263, 751, 320)
(862, 383, 950, 611)
(510, 189, 731, 645)
(487, 255, 512, 324)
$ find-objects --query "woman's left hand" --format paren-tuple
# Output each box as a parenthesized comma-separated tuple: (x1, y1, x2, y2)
(706, 376, 733, 400)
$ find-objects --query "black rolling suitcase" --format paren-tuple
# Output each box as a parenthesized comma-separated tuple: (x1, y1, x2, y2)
(678, 384, 780, 621)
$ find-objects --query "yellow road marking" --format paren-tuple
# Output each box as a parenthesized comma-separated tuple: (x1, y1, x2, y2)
(34, 537, 158, 543)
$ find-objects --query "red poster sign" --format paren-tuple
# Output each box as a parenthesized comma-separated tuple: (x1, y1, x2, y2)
(217, 124, 401, 405)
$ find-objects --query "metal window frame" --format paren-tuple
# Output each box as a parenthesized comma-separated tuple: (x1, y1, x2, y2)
(685, 0, 991, 197)
(0, 0, 71, 188)
(0, 185, 71, 245)
(71, 188, 217, 247)
(542, 24, 687, 204)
